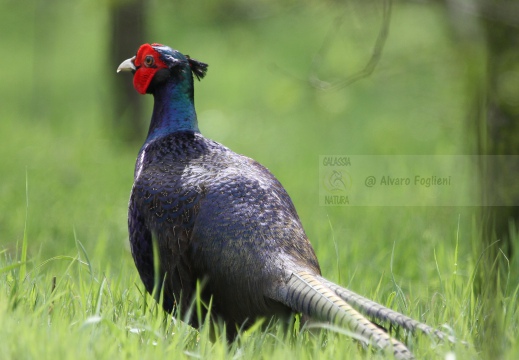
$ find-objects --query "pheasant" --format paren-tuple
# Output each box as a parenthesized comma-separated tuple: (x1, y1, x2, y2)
(118, 43, 456, 359)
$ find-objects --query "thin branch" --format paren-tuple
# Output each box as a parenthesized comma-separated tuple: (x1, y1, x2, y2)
(309, 0, 392, 91)
(270, 0, 393, 91)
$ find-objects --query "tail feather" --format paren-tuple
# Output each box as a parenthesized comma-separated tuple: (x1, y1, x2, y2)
(281, 271, 415, 360)
(318, 276, 460, 344)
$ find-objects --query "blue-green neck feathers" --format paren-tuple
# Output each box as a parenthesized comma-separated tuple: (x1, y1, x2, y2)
(146, 69, 199, 143)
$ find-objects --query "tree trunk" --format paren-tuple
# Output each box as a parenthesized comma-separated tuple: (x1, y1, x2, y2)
(477, 2, 519, 357)
(110, 0, 147, 143)
(481, 6, 519, 256)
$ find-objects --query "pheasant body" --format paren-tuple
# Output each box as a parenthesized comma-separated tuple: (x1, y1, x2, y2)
(118, 43, 461, 359)
(129, 131, 320, 329)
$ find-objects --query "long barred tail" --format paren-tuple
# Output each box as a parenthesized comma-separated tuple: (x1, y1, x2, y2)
(317, 275, 461, 344)
(281, 271, 415, 360)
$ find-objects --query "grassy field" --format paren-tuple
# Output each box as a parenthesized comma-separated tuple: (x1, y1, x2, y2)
(1, 1, 518, 359)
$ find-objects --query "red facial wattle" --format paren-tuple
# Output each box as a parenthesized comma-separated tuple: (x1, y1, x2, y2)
(132, 43, 169, 94)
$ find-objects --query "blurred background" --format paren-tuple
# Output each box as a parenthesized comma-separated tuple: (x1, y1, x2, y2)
(0, 0, 518, 354)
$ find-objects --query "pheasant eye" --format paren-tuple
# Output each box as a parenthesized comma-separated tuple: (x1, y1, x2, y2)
(144, 55, 155, 67)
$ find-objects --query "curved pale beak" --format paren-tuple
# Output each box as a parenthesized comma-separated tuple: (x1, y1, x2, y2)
(117, 56, 136, 73)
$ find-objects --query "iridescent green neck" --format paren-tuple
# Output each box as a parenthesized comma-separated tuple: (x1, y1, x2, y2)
(145, 71, 199, 143)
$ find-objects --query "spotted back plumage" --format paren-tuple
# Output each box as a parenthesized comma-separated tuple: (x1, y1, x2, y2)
(129, 131, 320, 331)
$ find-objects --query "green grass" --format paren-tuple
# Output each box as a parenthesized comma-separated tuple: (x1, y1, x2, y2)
(1, 1, 518, 359)
(1, 211, 508, 359)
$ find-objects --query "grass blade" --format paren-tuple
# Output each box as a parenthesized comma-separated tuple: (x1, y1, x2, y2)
(19, 168, 29, 282)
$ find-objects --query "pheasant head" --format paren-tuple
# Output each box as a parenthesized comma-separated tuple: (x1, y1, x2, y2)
(117, 43, 208, 95)
(117, 43, 209, 138)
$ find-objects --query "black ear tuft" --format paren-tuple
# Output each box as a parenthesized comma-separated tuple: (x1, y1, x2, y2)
(187, 56, 208, 81)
